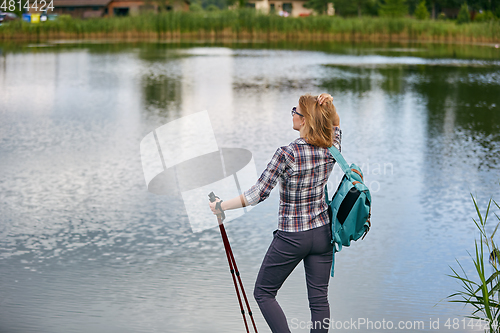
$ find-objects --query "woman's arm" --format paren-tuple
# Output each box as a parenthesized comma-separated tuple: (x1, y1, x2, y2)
(209, 194, 249, 216)
(209, 146, 291, 216)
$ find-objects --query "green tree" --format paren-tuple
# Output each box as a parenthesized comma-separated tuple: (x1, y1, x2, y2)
(331, 0, 376, 15)
(353, 0, 371, 16)
(406, 0, 422, 15)
(415, 0, 431, 18)
(378, 0, 409, 17)
(456, 2, 471, 23)
(304, 0, 332, 14)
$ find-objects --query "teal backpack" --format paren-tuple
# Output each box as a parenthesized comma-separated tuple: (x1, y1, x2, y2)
(325, 146, 371, 277)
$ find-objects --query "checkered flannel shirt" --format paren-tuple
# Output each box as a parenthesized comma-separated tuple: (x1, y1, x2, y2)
(243, 127, 342, 232)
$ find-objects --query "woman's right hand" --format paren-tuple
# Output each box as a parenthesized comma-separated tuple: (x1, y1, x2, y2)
(317, 93, 333, 105)
(318, 93, 340, 126)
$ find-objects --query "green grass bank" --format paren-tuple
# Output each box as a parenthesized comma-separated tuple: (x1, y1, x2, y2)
(1, 10, 499, 43)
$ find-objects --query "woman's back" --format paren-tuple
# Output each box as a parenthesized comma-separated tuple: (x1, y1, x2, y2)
(277, 133, 341, 232)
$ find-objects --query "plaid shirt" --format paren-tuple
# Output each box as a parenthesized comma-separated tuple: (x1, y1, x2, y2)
(244, 127, 342, 232)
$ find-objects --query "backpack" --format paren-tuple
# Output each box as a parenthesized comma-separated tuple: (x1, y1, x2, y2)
(325, 146, 371, 277)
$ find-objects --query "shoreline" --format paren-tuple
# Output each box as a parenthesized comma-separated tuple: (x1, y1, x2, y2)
(1, 30, 500, 44)
(5, 36, 499, 49)
(1, 12, 499, 44)
(2, 35, 500, 62)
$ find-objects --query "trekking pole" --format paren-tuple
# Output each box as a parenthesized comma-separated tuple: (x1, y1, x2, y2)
(220, 223, 259, 333)
(208, 192, 258, 333)
(219, 221, 250, 333)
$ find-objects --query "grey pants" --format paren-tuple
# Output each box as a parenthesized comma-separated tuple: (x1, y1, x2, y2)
(253, 224, 333, 333)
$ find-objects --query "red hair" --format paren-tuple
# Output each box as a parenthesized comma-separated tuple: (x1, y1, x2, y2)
(298, 94, 338, 148)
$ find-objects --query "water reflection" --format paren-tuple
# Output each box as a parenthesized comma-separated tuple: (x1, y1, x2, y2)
(412, 65, 500, 137)
(143, 74, 183, 111)
(321, 64, 500, 137)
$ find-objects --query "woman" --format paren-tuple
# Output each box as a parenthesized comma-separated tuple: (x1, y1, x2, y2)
(209, 93, 341, 333)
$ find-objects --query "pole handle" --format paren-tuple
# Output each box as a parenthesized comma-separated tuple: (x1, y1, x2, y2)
(208, 192, 225, 221)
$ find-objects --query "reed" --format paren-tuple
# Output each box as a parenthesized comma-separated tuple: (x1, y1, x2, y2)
(447, 192, 500, 332)
(1, 10, 499, 43)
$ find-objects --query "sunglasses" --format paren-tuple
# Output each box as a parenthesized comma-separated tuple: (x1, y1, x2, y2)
(291, 107, 304, 117)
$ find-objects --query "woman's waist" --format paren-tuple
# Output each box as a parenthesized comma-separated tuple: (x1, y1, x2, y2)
(278, 203, 328, 217)
(279, 197, 327, 209)
(277, 210, 330, 232)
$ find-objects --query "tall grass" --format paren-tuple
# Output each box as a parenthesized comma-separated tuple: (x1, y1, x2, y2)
(1, 10, 499, 42)
(448, 192, 500, 332)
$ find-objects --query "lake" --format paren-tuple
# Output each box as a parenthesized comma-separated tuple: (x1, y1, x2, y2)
(0, 40, 499, 333)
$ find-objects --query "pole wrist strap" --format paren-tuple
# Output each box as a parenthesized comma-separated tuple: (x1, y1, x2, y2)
(216, 200, 226, 220)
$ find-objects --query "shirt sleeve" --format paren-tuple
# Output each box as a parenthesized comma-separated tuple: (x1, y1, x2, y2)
(243, 146, 294, 206)
(332, 126, 342, 152)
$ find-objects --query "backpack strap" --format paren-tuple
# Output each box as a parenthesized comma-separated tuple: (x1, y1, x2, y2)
(327, 146, 353, 278)
(331, 233, 342, 277)
(331, 251, 336, 277)
(327, 146, 351, 176)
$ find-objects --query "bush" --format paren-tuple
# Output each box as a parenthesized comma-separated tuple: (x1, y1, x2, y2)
(206, 4, 220, 11)
(57, 14, 73, 23)
(456, 3, 470, 24)
(474, 10, 496, 22)
(190, 3, 204, 11)
(437, 12, 447, 20)
(378, 0, 409, 18)
(414, 0, 430, 19)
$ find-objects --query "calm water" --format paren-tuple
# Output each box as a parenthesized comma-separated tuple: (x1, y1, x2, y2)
(1, 41, 500, 333)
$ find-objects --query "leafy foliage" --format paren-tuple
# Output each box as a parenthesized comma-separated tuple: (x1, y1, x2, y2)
(415, 0, 431, 18)
(333, 0, 379, 16)
(457, 3, 471, 23)
(378, 0, 409, 17)
(303, 0, 331, 14)
(474, 10, 496, 21)
(206, 4, 220, 10)
(189, 3, 204, 11)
